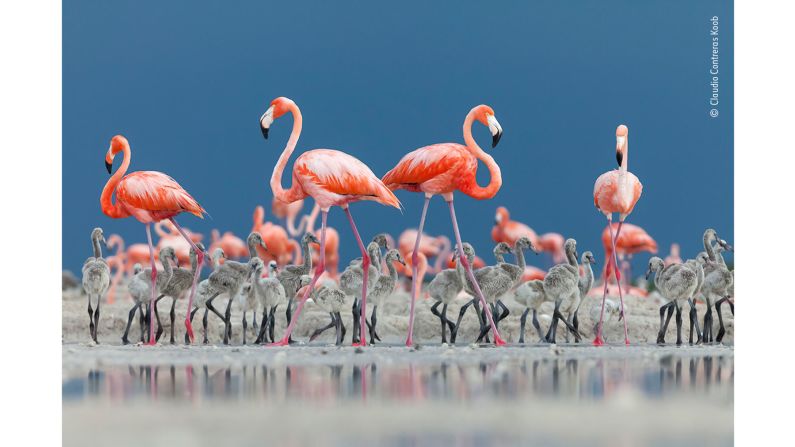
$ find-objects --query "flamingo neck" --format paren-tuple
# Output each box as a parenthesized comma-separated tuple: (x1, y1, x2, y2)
(618, 139, 630, 196)
(514, 242, 527, 271)
(100, 145, 132, 219)
(299, 237, 313, 274)
(91, 233, 103, 259)
(703, 232, 717, 261)
(461, 111, 502, 200)
(566, 248, 579, 268)
(270, 103, 306, 204)
(304, 203, 321, 233)
(286, 210, 306, 237)
(583, 261, 594, 290)
(433, 238, 451, 273)
(386, 256, 399, 283)
(252, 206, 265, 232)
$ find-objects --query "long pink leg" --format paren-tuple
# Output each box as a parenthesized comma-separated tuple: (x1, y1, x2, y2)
(609, 221, 629, 344)
(345, 207, 370, 347)
(268, 210, 327, 346)
(145, 224, 157, 345)
(168, 217, 205, 344)
(406, 195, 431, 346)
(447, 198, 505, 346)
(593, 220, 612, 346)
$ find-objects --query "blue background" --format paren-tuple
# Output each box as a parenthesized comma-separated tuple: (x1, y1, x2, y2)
(64, 0, 733, 274)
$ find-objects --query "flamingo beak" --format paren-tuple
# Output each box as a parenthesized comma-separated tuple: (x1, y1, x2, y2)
(105, 161, 113, 174)
(487, 115, 503, 148)
(616, 136, 626, 167)
(645, 268, 651, 280)
(260, 106, 274, 140)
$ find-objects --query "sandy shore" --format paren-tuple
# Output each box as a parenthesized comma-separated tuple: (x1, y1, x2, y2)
(62, 284, 734, 346)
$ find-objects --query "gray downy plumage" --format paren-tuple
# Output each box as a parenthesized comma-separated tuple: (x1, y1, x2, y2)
(541, 238, 582, 344)
(252, 259, 287, 344)
(82, 227, 111, 343)
(155, 243, 204, 344)
(646, 256, 698, 346)
(514, 279, 547, 343)
(339, 241, 381, 343)
(308, 283, 348, 346)
(366, 249, 405, 344)
(459, 243, 514, 343)
(700, 230, 734, 343)
(494, 237, 539, 288)
(188, 248, 227, 344)
(277, 232, 319, 343)
(122, 247, 175, 345)
(208, 253, 262, 345)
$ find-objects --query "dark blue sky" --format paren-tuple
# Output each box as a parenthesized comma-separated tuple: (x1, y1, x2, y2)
(64, 1, 733, 274)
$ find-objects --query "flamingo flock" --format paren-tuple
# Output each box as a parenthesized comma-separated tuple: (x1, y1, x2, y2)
(78, 98, 732, 348)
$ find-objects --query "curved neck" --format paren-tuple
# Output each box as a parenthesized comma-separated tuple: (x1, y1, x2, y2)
(286, 210, 306, 237)
(190, 251, 199, 274)
(304, 203, 321, 232)
(493, 248, 506, 263)
(252, 206, 264, 232)
(385, 256, 399, 282)
(270, 103, 306, 204)
(432, 238, 451, 273)
(461, 111, 502, 200)
(583, 261, 594, 288)
(300, 237, 313, 272)
(211, 252, 222, 269)
(455, 256, 466, 285)
(566, 249, 578, 268)
(703, 233, 717, 261)
(91, 234, 103, 259)
(247, 237, 259, 260)
(160, 255, 173, 283)
(514, 243, 527, 271)
(100, 145, 132, 219)
(653, 263, 664, 290)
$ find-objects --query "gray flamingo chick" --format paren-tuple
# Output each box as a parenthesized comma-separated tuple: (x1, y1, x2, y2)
(82, 228, 110, 343)
(277, 232, 318, 343)
(646, 256, 698, 346)
(700, 230, 734, 343)
(154, 243, 205, 344)
(367, 249, 405, 344)
(514, 279, 546, 343)
(494, 237, 539, 287)
(427, 250, 466, 343)
(308, 283, 348, 346)
(187, 248, 227, 344)
(207, 253, 262, 345)
(541, 239, 582, 344)
(340, 241, 381, 344)
(122, 248, 175, 344)
(254, 260, 288, 344)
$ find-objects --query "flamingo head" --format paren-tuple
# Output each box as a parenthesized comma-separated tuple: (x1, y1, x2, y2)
(302, 232, 320, 245)
(516, 236, 539, 254)
(387, 249, 406, 266)
(372, 233, 391, 250)
(105, 135, 129, 173)
(473, 105, 503, 148)
(267, 260, 279, 276)
(494, 206, 509, 226)
(91, 227, 107, 247)
(106, 234, 123, 250)
(581, 251, 596, 265)
(260, 97, 294, 139)
(564, 238, 578, 262)
(248, 257, 265, 277)
(493, 242, 513, 257)
(615, 124, 628, 167)
(645, 256, 664, 280)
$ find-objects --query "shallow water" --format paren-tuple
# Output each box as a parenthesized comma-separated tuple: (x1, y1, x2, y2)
(63, 344, 733, 447)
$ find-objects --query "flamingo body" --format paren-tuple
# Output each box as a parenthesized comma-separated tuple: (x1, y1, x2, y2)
(382, 143, 486, 197)
(112, 171, 204, 223)
(593, 170, 642, 217)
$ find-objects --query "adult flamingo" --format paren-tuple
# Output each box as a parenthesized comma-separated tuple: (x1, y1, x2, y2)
(209, 229, 248, 260)
(251, 205, 298, 266)
(492, 207, 565, 263)
(101, 134, 206, 344)
(601, 222, 657, 283)
(382, 104, 506, 346)
(155, 221, 203, 266)
(260, 96, 400, 346)
(592, 125, 643, 346)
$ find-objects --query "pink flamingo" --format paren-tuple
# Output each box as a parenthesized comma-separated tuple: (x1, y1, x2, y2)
(592, 125, 643, 346)
(209, 229, 248, 260)
(251, 205, 298, 266)
(101, 134, 206, 344)
(261, 96, 400, 346)
(492, 206, 565, 263)
(601, 222, 657, 285)
(155, 221, 203, 266)
(382, 104, 506, 346)
(664, 243, 682, 266)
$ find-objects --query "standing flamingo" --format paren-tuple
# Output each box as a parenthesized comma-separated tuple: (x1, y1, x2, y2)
(101, 134, 206, 344)
(382, 104, 506, 346)
(592, 125, 643, 346)
(252, 205, 298, 266)
(260, 96, 401, 346)
(209, 229, 248, 260)
(492, 206, 564, 264)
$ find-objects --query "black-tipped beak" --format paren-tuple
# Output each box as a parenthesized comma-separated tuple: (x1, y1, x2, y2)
(261, 126, 269, 140)
(492, 131, 502, 148)
(616, 150, 623, 167)
(645, 269, 651, 280)
(105, 161, 113, 174)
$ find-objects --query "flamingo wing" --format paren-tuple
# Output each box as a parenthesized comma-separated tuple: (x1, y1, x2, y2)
(381, 143, 472, 192)
(117, 171, 205, 218)
(295, 150, 400, 208)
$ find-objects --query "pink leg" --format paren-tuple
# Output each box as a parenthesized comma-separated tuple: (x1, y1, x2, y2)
(345, 207, 370, 347)
(610, 221, 629, 344)
(268, 211, 328, 346)
(593, 220, 616, 346)
(447, 199, 505, 346)
(406, 196, 431, 346)
(145, 224, 157, 345)
(169, 217, 205, 344)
